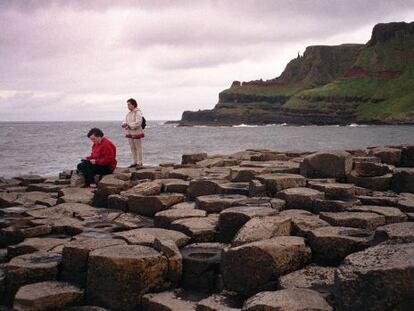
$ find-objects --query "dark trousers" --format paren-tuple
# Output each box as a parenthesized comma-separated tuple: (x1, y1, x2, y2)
(77, 161, 111, 185)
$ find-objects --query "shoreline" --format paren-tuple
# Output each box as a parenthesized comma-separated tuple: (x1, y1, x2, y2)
(0, 144, 414, 309)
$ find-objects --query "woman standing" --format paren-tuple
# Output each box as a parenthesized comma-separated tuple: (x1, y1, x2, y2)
(122, 98, 144, 168)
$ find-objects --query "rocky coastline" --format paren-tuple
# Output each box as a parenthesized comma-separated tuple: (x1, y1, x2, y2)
(1, 144, 414, 310)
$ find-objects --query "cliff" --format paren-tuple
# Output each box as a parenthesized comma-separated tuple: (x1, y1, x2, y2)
(180, 21, 414, 125)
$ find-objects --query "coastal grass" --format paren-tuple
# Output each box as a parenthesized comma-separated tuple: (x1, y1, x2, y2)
(221, 85, 303, 97)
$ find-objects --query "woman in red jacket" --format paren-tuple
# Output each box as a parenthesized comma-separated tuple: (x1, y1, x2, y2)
(77, 128, 117, 188)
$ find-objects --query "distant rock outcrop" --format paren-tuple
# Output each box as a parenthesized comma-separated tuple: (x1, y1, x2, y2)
(180, 21, 414, 126)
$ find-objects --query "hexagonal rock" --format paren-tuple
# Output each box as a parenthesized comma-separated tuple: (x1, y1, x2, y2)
(308, 182, 355, 200)
(312, 198, 354, 214)
(256, 174, 306, 197)
(142, 291, 197, 311)
(121, 181, 162, 196)
(278, 264, 336, 299)
(373, 222, 414, 244)
(219, 206, 278, 243)
(107, 194, 128, 211)
(168, 168, 204, 181)
(61, 238, 126, 286)
(182, 153, 208, 165)
(391, 168, 414, 193)
(279, 210, 330, 237)
(26, 203, 99, 220)
(397, 193, 414, 213)
(114, 228, 190, 248)
(13, 281, 83, 311)
(131, 168, 169, 180)
(196, 293, 243, 311)
(154, 208, 207, 228)
(170, 215, 219, 243)
(4, 252, 62, 304)
(229, 167, 268, 182)
(335, 243, 414, 311)
(232, 216, 292, 246)
(218, 182, 250, 196)
(356, 194, 398, 206)
(128, 193, 185, 216)
(348, 205, 407, 223)
(195, 194, 248, 213)
(27, 183, 63, 193)
(170, 202, 196, 209)
(15, 175, 46, 186)
(319, 212, 386, 231)
(86, 245, 169, 310)
(368, 146, 402, 166)
(153, 239, 182, 284)
(353, 162, 392, 177)
(347, 171, 392, 191)
(160, 179, 189, 193)
(307, 226, 373, 265)
(300, 150, 352, 180)
(57, 187, 95, 204)
(187, 178, 227, 199)
(7, 237, 68, 258)
(276, 187, 324, 211)
(223, 236, 311, 295)
(242, 288, 332, 311)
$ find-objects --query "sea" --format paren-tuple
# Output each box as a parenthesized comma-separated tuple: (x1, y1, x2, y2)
(0, 121, 413, 178)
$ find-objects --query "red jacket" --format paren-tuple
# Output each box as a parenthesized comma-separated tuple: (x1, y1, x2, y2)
(86, 137, 117, 172)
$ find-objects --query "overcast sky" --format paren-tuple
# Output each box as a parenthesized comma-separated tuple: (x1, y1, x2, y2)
(0, 0, 413, 121)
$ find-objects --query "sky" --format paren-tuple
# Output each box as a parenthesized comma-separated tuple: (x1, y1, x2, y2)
(1, 0, 413, 121)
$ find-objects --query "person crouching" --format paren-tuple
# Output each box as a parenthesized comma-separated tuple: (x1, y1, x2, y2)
(77, 128, 117, 188)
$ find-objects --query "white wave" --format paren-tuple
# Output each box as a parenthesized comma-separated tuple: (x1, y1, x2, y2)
(348, 123, 368, 127)
(233, 124, 259, 128)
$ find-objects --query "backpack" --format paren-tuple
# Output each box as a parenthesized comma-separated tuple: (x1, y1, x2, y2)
(141, 116, 146, 129)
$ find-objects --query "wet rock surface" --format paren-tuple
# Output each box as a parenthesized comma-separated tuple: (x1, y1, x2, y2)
(0, 145, 413, 310)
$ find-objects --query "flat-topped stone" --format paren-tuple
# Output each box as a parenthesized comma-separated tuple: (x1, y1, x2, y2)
(61, 238, 126, 286)
(348, 205, 407, 223)
(374, 222, 414, 243)
(257, 174, 306, 197)
(319, 212, 386, 230)
(87, 245, 168, 310)
(276, 187, 324, 211)
(155, 208, 207, 228)
(5, 251, 62, 304)
(142, 291, 197, 311)
(232, 216, 291, 246)
(170, 215, 219, 243)
(196, 194, 248, 213)
(280, 209, 330, 237)
(242, 288, 332, 311)
(223, 236, 311, 295)
(278, 264, 336, 299)
(114, 228, 190, 248)
(13, 281, 83, 311)
(219, 206, 277, 243)
(307, 226, 373, 265)
(128, 193, 185, 216)
(335, 243, 414, 311)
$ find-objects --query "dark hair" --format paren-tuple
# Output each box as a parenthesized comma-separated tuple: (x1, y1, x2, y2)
(87, 128, 104, 138)
(127, 98, 137, 108)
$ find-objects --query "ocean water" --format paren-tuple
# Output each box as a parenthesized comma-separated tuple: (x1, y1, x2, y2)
(0, 121, 413, 178)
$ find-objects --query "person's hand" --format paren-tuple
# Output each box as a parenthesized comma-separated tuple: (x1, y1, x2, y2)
(90, 159, 96, 165)
(121, 122, 127, 128)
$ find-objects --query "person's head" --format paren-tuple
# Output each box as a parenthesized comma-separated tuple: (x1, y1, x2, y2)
(127, 98, 137, 111)
(87, 128, 104, 144)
